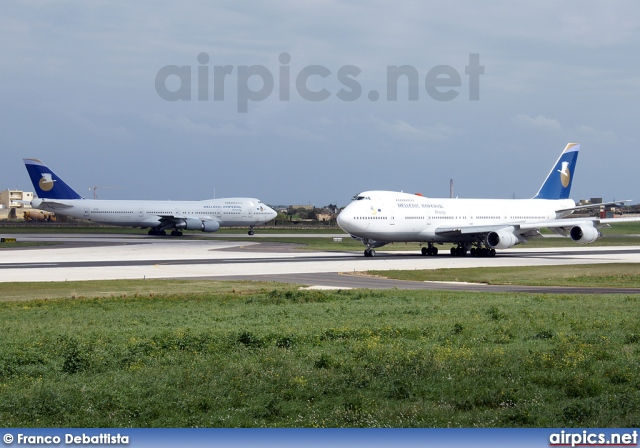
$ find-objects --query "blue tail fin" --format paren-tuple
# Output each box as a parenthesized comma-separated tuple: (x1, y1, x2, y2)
(23, 158, 83, 199)
(533, 143, 580, 200)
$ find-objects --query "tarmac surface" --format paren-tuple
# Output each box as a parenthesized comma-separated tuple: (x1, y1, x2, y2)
(1, 233, 640, 293)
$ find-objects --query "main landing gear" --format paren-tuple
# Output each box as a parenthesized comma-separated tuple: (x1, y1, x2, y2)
(421, 244, 438, 256)
(468, 246, 496, 257)
(248, 225, 255, 236)
(148, 229, 183, 236)
(449, 243, 496, 257)
(420, 243, 496, 257)
(364, 248, 376, 257)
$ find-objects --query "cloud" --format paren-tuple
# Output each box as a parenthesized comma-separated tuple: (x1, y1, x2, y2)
(514, 114, 563, 132)
(272, 125, 328, 143)
(142, 113, 249, 137)
(574, 124, 618, 143)
(514, 114, 619, 145)
(375, 118, 459, 141)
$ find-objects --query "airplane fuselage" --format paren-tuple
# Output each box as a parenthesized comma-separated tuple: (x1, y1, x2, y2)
(32, 197, 276, 229)
(338, 191, 575, 243)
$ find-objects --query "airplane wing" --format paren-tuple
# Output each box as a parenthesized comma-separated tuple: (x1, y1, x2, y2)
(435, 216, 640, 242)
(157, 214, 185, 220)
(519, 216, 640, 231)
(157, 214, 216, 223)
(155, 214, 220, 232)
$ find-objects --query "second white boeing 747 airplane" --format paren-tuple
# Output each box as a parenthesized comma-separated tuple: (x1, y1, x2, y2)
(24, 158, 277, 236)
(337, 143, 640, 257)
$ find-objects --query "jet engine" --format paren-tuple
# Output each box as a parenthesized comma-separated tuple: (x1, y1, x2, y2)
(486, 229, 519, 249)
(176, 218, 220, 232)
(570, 225, 600, 244)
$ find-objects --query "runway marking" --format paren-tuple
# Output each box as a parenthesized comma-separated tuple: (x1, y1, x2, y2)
(0, 263, 58, 267)
(422, 280, 490, 285)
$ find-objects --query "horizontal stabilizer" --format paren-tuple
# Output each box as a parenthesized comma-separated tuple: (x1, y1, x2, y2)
(555, 200, 632, 214)
(35, 200, 74, 209)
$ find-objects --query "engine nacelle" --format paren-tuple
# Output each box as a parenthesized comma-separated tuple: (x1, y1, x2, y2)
(176, 218, 220, 232)
(486, 229, 519, 249)
(201, 220, 220, 232)
(570, 225, 600, 244)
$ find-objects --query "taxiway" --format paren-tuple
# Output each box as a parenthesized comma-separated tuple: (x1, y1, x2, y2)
(1, 233, 640, 292)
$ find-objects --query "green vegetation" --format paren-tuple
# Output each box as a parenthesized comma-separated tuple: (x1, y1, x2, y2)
(599, 221, 640, 235)
(0, 279, 287, 302)
(0, 242, 59, 250)
(369, 264, 640, 288)
(1, 281, 639, 427)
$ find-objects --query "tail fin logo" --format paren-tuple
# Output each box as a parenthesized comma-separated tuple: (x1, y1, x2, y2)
(532, 143, 579, 200)
(558, 161, 570, 188)
(38, 173, 56, 192)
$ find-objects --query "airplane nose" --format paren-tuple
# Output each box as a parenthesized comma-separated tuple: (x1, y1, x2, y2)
(337, 209, 351, 232)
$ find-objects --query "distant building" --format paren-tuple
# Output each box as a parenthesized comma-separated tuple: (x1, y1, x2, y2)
(290, 204, 314, 211)
(0, 189, 34, 220)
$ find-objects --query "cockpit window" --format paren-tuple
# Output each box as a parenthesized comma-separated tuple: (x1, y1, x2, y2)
(352, 194, 371, 201)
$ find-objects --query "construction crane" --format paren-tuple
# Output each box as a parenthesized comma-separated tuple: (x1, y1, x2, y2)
(88, 185, 123, 199)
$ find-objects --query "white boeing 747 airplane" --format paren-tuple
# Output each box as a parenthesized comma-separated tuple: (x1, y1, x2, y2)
(24, 158, 277, 236)
(337, 143, 640, 257)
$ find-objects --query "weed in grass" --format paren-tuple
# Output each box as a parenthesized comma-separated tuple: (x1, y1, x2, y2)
(487, 306, 507, 321)
(562, 401, 595, 425)
(314, 354, 336, 369)
(533, 330, 555, 340)
(625, 333, 640, 344)
(276, 336, 295, 349)
(60, 337, 90, 375)
(237, 331, 264, 348)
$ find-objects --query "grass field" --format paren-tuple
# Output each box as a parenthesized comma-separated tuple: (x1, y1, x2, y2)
(369, 263, 640, 288)
(1, 280, 639, 427)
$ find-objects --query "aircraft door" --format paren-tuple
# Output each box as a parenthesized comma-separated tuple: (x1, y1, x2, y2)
(383, 203, 396, 226)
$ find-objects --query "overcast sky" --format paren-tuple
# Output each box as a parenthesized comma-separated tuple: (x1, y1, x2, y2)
(2, 1, 640, 206)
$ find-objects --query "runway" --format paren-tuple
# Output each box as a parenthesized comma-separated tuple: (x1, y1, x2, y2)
(2, 233, 640, 292)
